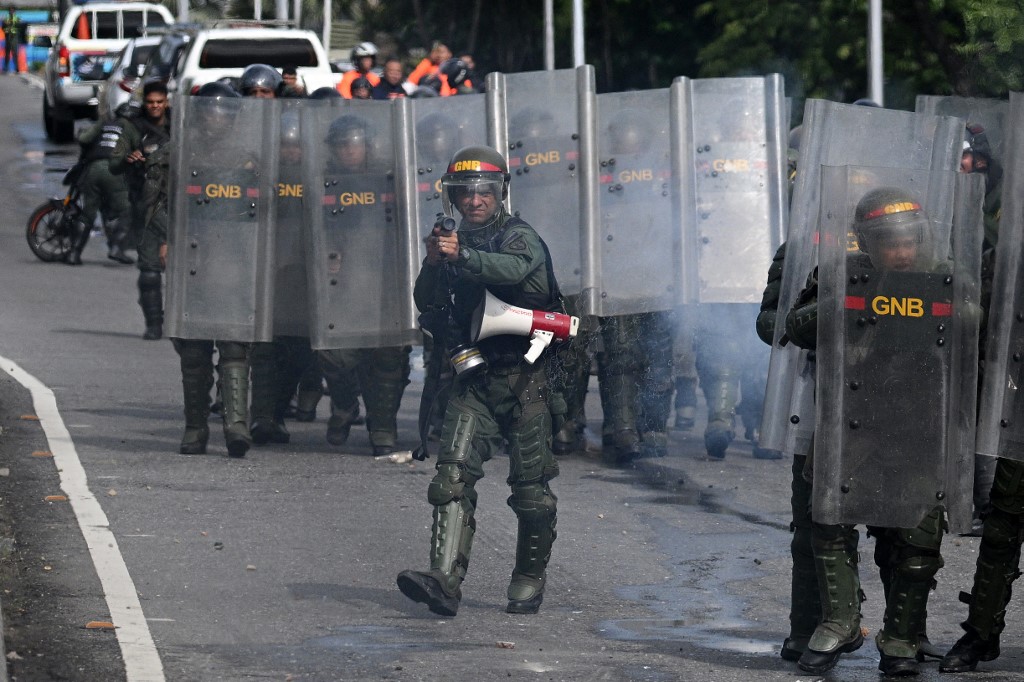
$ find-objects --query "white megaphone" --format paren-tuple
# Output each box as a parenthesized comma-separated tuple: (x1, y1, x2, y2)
(470, 290, 580, 365)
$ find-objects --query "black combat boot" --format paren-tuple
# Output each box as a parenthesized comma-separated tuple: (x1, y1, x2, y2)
(798, 534, 864, 674)
(219, 360, 252, 458)
(940, 626, 1000, 673)
(398, 495, 475, 617)
(507, 485, 557, 614)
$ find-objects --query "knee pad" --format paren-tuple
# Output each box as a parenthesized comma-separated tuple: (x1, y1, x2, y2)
(507, 482, 557, 522)
(138, 269, 161, 292)
(991, 459, 1024, 515)
(176, 340, 214, 372)
(813, 523, 859, 555)
(893, 554, 943, 583)
(216, 341, 249, 365)
(428, 461, 468, 506)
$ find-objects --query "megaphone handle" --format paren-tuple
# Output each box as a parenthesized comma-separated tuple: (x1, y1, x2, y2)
(524, 330, 554, 364)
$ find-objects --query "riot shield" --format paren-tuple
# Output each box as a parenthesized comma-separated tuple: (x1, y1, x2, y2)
(393, 94, 488, 263)
(588, 89, 674, 316)
(487, 67, 599, 300)
(915, 95, 1008, 166)
(301, 99, 419, 350)
(165, 96, 278, 343)
(975, 92, 1024, 461)
(273, 100, 310, 338)
(674, 75, 788, 305)
(813, 165, 980, 531)
(759, 100, 964, 456)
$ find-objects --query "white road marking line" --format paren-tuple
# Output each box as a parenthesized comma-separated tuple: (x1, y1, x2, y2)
(2, 357, 164, 682)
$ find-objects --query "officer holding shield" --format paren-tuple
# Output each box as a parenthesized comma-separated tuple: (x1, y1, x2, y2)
(316, 114, 412, 455)
(786, 188, 953, 676)
(397, 145, 562, 616)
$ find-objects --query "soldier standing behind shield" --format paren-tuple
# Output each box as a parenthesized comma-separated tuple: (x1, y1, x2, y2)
(786, 188, 952, 676)
(397, 145, 563, 616)
(317, 114, 411, 455)
(167, 82, 255, 458)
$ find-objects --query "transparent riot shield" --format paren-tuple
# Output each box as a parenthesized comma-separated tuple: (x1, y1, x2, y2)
(393, 93, 488, 263)
(587, 89, 674, 316)
(759, 100, 964, 456)
(273, 100, 310, 338)
(165, 96, 278, 342)
(976, 92, 1024, 461)
(301, 99, 419, 350)
(487, 67, 599, 299)
(674, 75, 788, 305)
(915, 95, 1008, 165)
(813, 165, 980, 531)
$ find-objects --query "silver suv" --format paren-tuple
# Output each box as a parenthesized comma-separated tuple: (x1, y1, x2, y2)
(42, 2, 174, 142)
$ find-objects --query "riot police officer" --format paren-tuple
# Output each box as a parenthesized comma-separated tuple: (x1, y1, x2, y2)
(787, 188, 949, 676)
(317, 114, 412, 455)
(65, 103, 135, 265)
(168, 81, 254, 457)
(397, 145, 562, 616)
(110, 80, 172, 340)
(239, 63, 282, 99)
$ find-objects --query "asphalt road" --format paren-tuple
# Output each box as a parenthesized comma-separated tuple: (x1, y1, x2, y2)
(0, 72, 1022, 682)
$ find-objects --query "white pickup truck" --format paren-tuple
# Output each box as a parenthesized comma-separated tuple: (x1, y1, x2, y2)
(42, 2, 175, 142)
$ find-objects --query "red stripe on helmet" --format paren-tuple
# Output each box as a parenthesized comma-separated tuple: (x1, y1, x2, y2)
(862, 201, 921, 221)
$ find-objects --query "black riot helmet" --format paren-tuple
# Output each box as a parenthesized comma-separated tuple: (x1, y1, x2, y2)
(308, 86, 342, 101)
(325, 114, 370, 171)
(279, 109, 301, 164)
(240, 63, 282, 97)
(963, 123, 993, 167)
(193, 81, 241, 128)
(439, 58, 469, 88)
(853, 187, 930, 269)
(606, 109, 652, 155)
(415, 112, 458, 162)
(441, 145, 510, 221)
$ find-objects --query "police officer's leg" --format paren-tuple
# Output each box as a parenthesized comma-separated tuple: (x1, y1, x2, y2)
(295, 353, 325, 421)
(782, 453, 821, 661)
(357, 345, 411, 455)
(216, 340, 252, 458)
(597, 315, 642, 463)
(249, 339, 290, 445)
(637, 311, 674, 458)
(694, 318, 740, 459)
(971, 454, 998, 535)
(672, 315, 698, 431)
(66, 163, 100, 265)
(397, 373, 500, 616)
(136, 207, 165, 340)
(274, 336, 314, 421)
(502, 363, 558, 613)
(941, 458, 1024, 673)
(98, 164, 133, 264)
(872, 507, 944, 675)
(319, 348, 361, 446)
(172, 338, 214, 454)
(798, 522, 864, 674)
(546, 295, 591, 455)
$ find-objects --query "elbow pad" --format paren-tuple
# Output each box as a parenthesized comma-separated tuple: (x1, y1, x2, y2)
(755, 310, 777, 346)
